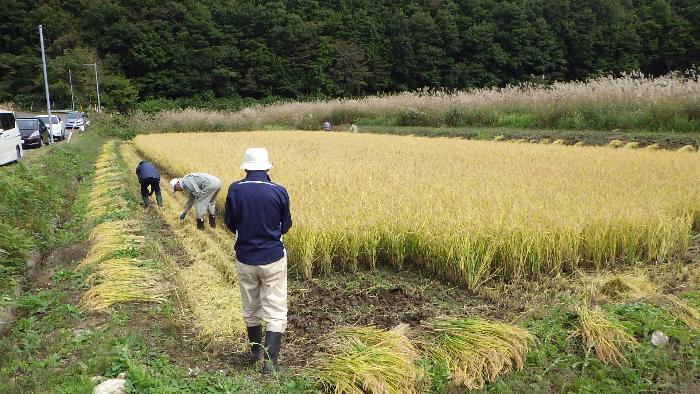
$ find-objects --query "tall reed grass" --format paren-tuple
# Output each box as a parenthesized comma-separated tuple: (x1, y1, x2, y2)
(134, 132, 700, 288)
(132, 72, 700, 133)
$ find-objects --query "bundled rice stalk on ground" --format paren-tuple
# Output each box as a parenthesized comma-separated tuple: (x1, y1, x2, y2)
(647, 294, 700, 330)
(591, 273, 700, 329)
(80, 142, 167, 311)
(421, 318, 534, 390)
(593, 272, 658, 301)
(82, 259, 168, 310)
(311, 325, 419, 394)
(575, 302, 637, 366)
(79, 221, 143, 268)
(134, 132, 700, 288)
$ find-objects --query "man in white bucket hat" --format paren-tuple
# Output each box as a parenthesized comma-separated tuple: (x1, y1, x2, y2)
(224, 148, 292, 374)
(170, 172, 222, 229)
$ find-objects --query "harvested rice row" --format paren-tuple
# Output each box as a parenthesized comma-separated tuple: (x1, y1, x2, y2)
(119, 143, 246, 345)
(80, 142, 167, 311)
(311, 319, 534, 393)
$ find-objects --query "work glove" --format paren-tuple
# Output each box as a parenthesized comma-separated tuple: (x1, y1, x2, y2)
(179, 212, 187, 220)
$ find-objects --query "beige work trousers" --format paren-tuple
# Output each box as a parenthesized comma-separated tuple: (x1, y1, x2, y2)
(236, 255, 288, 333)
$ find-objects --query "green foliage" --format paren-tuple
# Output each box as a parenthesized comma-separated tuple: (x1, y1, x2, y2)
(1, 0, 699, 109)
(483, 297, 700, 393)
(0, 134, 103, 288)
(101, 75, 139, 114)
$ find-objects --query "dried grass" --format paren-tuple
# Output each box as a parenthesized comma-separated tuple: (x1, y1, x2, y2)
(132, 72, 700, 133)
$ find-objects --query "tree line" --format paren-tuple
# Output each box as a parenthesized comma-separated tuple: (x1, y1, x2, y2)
(1, 0, 698, 112)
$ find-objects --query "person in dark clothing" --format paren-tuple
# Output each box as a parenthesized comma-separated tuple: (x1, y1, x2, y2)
(136, 160, 162, 207)
(224, 147, 292, 374)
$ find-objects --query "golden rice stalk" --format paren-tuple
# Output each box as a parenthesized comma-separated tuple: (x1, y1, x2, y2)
(573, 141, 585, 147)
(312, 325, 420, 394)
(593, 272, 657, 301)
(678, 144, 697, 153)
(81, 259, 167, 310)
(539, 138, 551, 144)
(493, 135, 505, 141)
(623, 142, 640, 149)
(646, 143, 660, 150)
(552, 139, 566, 145)
(576, 303, 636, 366)
(646, 294, 700, 330)
(423, 318, 535, 390)
(607, 139, 625, 148)
(591, 273, 700, 329)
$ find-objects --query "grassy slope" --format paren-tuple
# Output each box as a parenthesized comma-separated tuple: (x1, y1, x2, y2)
(0, 134, 103, 314)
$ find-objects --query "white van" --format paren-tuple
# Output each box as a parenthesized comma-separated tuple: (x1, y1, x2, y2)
(0, 111, 23, 165)
(36, 114, 64, 140)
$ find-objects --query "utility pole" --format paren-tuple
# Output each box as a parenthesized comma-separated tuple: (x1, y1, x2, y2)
(39, 25, 53, 144)
(69, 69, 75, 111)
(84, 63, 101, 113)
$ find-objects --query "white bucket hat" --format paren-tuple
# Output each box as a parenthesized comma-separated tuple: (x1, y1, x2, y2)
(169, 178, 180, 192)
(240, 148, 272, 171)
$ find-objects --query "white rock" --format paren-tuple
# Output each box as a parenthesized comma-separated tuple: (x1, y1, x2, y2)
(116, 372, 127, 380)
(92, 378, 126, 394)
(651, 330, 669, 347)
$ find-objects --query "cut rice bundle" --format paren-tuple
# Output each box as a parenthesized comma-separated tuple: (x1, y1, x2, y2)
(312, 325, 419, 394)
(423, 318, 535, 390)
(576, 303, 636, 366)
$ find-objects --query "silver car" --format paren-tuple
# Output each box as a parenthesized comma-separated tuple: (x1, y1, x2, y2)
(65, 111, 88, 131)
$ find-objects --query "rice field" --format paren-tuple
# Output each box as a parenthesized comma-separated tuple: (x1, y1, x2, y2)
(132, 131, 700, 288)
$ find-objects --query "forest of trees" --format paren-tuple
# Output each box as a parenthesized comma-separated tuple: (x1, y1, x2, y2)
(1, 0, 698, 112)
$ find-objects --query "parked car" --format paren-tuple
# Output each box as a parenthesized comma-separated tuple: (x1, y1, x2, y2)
(36, 114, 64, 140)
(17, 118, 50, 148)
(0, 110, 23, 164)
(65, 111, 87, 131)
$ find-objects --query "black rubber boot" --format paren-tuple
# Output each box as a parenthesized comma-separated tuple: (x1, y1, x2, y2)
(262, 331, 284, 374)
(141, 196, 149, 207)
(247, 326, 263, 363)
(208, 214, 216, 228)
(196, 218, 205, 230)
(155, 193, 163, 207)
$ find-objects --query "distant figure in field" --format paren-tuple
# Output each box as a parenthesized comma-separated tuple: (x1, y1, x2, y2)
(170, 172, 222, 229)
(135, 160, 162, 207)
(224, 148, 292, 374)
(323, 121, 332, 132)
(350, 123, 358, 133)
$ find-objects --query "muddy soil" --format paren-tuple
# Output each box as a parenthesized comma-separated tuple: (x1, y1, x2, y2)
(283, 267, 558, 367)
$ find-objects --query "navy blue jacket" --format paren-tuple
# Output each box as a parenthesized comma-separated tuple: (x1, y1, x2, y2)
(136, 161, 160, 183)
(224, 171, 292, 265)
